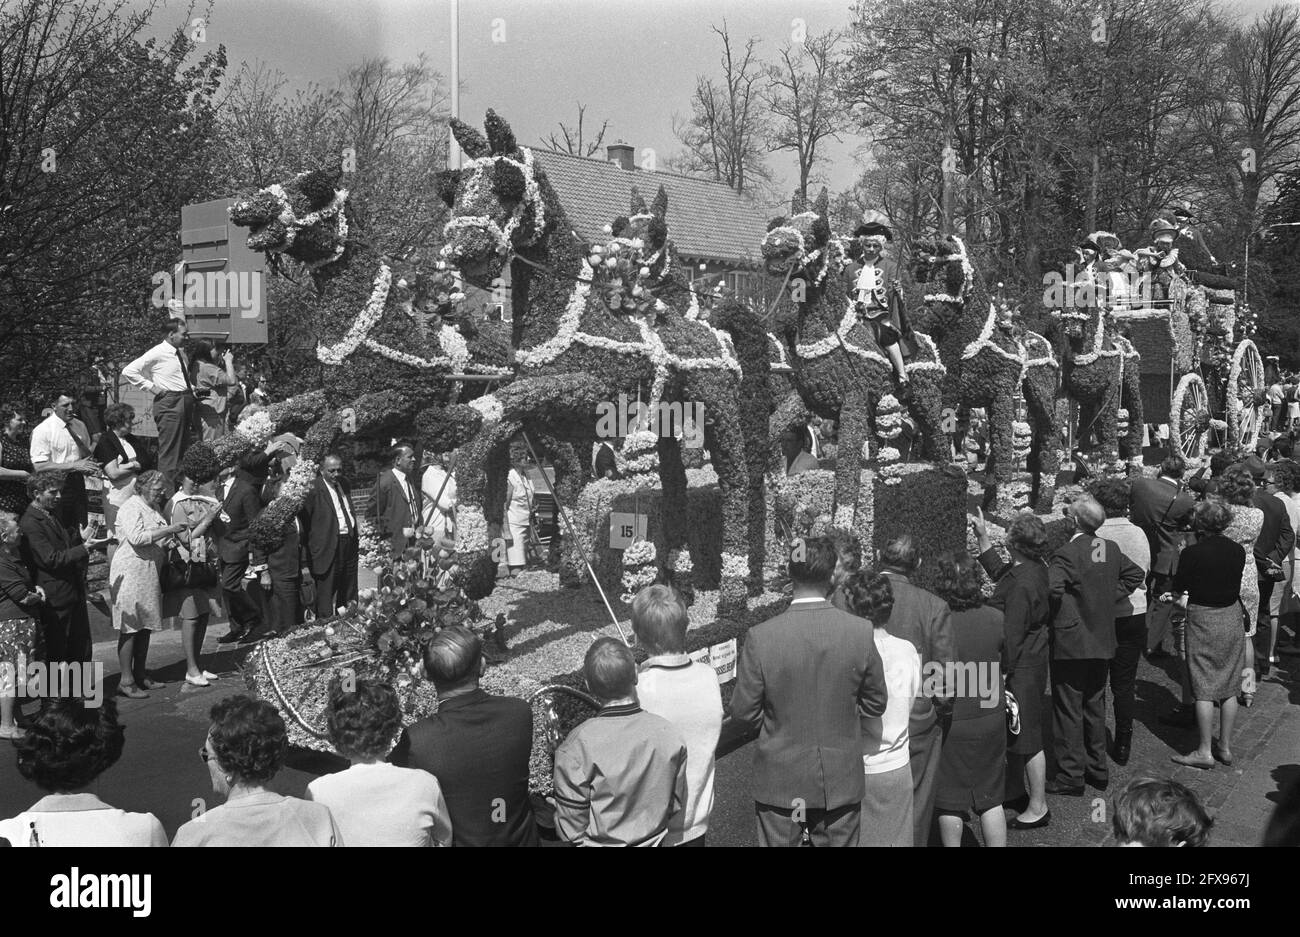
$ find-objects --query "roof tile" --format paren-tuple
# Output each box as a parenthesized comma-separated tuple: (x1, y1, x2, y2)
(533, 149, 769, 266)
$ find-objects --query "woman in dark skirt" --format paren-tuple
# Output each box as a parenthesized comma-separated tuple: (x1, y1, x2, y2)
(972, 509, 1052, 830)
(1168, 498, 1247, 769)
(931, 550, 1007, 847)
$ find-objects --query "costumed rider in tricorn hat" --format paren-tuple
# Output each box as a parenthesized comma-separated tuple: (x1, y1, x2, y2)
(846, 210, 913, 386)
(1146, 218, 1186, 302)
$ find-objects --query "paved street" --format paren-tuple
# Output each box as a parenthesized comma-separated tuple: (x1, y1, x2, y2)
(1, 591, 1296, 846)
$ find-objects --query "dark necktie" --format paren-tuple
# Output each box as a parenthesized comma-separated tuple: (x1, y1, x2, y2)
(176, 348, 197, 395)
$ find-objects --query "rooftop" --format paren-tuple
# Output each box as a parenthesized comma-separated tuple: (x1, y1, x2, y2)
(532, 148, 769, 267)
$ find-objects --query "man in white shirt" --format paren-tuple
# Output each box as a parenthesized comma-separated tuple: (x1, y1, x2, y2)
(420, 451, 457, 544)
(29, 391, 98, 533)
(121, 318, 197, 483)
(631, 584, 722, 847)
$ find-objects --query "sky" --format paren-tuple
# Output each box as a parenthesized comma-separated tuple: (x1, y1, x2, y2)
(137, 0, 1281, 199)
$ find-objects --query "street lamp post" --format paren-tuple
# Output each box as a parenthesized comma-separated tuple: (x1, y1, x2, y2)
(1244, 221, 1300, 307)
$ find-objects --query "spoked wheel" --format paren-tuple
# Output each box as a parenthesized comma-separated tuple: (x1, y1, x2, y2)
(1171, 372, 1210, 461)
(1228, 340, 1268, 452)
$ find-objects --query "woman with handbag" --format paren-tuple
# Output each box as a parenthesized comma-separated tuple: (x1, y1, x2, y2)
(164, 470, 224, 687)
(108, 470, 185, 699)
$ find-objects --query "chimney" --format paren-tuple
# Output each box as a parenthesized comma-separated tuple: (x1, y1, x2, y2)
(607, 141, 634, 171)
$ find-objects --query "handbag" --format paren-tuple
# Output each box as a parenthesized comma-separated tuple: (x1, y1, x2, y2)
(161, 547, 218, 592)
(1005, 689, 1021, 736)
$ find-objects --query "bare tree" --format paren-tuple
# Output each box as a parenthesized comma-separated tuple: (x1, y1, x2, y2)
(765, 29, 848, 199)
(543, 102, 610, 156)
(1224, 7, 1300, 230)
(671, 22, 771, 195)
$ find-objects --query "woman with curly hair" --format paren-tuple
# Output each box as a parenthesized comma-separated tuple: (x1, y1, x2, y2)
(1168, 499, 1247, 769)
(0, 698, 166, 846)
(174, 695, 342, 846)
(1219, 467, 1263, 706)
(929, 550, 1007, 847)
(109, 469, 186, 698)
(92, 402, 150, 537)
(306, 679, 451, 846)
(0, 403, 33, 516)
(971, 509, 1052, 830)
(843, 568, 920, 846)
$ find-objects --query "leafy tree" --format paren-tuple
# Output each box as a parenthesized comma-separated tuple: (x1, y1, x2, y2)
(0, 0, 226, 402)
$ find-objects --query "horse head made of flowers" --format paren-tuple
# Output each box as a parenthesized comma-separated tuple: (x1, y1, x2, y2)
(437, 109, 548, 282)
(587, 185, 679, 317)
(229, 166, 350, 277)
(761, 187, 838, 287)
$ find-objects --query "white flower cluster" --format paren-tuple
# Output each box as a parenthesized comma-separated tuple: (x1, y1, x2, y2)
(621, 539, 658, 603)
(469, 394, 504, 426)
(720, 551, 749, 582)
(616, 429, 660, 480)
(1012, 420, 1032, 463)
(233, 409, 275, 449)
(456, 505, 490, 553)
(669, 547, 694, 575)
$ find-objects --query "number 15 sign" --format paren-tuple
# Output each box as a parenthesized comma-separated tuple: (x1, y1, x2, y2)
(609, 512, 649, 549)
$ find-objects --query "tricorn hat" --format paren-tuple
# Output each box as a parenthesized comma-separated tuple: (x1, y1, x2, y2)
(1078, 238, 1102, 254)
(1149, 218, 1179, 237)
(1088, 231, 1122, 253)
(853, 209, 893, 241)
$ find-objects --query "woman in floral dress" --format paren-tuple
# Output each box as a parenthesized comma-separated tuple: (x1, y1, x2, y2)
(109, 471, 186, 698)
(1220, 468, 1262, 705)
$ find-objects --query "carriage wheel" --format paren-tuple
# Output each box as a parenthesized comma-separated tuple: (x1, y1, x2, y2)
(1228, 340, 1267, 452)
(1170, 372, 1210, 461)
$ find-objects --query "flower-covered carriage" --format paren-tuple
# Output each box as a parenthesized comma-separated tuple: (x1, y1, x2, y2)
(1111, 268, 1267, 461)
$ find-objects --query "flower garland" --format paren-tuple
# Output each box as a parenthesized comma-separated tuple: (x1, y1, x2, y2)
(317, 264, 393, 365)
(768, 332, 789, 367)
(514, 257, 742, 377)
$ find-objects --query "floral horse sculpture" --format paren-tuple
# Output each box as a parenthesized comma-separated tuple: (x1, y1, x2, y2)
(911, 235, 1061, 512)
(183, 165, 511, 552)
(761, 189, 949, 529)
(437, 110, 771, 615)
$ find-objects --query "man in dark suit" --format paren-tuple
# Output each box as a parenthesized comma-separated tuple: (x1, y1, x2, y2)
(212, 449, 269, 644)
(593, 439, 620, 480)
(1129, 455, 1196, 657)
(876, 534, 956, 847)
(730, 536, 888, 847)
(301, 454, 359, 618)
(390, 626, 538, 846)
(1046, 495, 1145, 795)
(19, 473, 108, 664)
(373, 444, 420, 559)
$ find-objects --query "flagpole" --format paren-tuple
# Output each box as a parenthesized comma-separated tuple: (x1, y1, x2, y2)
(449, 0, 461, 170)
